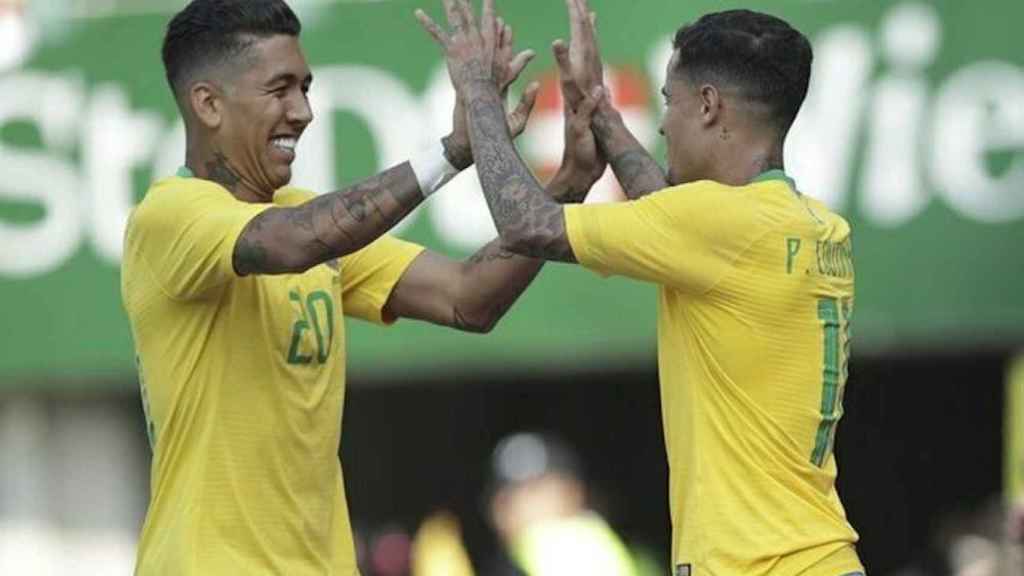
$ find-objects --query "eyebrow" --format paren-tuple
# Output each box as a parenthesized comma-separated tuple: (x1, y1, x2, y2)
(661, 86, 670, 98)
(266, 72, 314, 87)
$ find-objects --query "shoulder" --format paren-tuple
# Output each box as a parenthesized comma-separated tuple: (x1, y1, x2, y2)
(646, 179, 765, 229)
(273, 186, 317, 207)
(132, 177, 233, 224)
(651, 179, 735, 198)
(649, 179, 760, 209)
(803, 195, 853, 240)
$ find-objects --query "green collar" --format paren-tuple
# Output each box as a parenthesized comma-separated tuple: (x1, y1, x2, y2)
(752, 169, 793, 185)
(176, 166, 195, 178)
(752, 169, 798, 194)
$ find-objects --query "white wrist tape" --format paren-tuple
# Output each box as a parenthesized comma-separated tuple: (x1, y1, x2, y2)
(409, 139, 461, 198)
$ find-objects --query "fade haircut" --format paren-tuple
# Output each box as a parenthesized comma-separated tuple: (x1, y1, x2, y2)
(162, 0, 301, 96)
(672, 9, 812, 136)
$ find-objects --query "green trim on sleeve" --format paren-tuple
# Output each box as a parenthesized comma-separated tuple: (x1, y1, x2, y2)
(176, 166, 194, 178)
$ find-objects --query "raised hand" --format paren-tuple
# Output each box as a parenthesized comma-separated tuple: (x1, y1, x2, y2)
(445, 17, 539, 169)
(416, 0, 500, 91)
(549, 40, 606, 203)
(557, 0, 666, 199)
(563, 0, 605, 102)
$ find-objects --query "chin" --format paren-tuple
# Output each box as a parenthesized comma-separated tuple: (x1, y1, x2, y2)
(271, 167, 293, 190)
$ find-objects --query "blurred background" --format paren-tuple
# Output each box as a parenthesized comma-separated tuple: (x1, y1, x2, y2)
(1, 0, 1023, 574)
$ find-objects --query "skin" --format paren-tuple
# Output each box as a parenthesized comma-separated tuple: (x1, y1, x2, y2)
(418, 0, 789, 264)
(418, 0, 576, 262)
(176, 24, 602, 332)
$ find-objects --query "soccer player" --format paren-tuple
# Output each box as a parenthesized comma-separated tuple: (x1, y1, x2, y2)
(120, 0, 604, 573)
(418, 0, 865, 574)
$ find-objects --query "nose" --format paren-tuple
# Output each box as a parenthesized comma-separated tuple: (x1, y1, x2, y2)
(288, 93, 314, 128)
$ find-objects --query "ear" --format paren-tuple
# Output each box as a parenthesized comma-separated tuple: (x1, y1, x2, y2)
(189, 81, 223, 130)
(697, 84, 722, 128)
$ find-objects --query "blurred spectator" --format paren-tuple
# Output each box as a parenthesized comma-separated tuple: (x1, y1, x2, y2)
(409, 432, 665, 576)
(484, 432, 639, 576)
(930, 498, 1024, 576)
(412, 511, 474, 576)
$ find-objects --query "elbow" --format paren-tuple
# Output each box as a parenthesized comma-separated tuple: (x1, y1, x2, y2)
(453, 304, 501, 334)
(465, 321, 499, 335)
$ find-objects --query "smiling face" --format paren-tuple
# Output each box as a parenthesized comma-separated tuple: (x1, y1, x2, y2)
(209, 34, 313, 197)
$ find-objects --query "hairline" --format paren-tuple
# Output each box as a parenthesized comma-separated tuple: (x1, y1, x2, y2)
(170, 31, 298, 102)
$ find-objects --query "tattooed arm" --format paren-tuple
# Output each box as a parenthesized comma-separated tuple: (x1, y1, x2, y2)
(417, 0, 581, 263)
(233, 162, 426, 276)
(591, 99, 669, 199)
(465, 81, 577, 262)
(384, 107, 604, 333)
(558, 0, 667, 199)
(385, 241, 538, 334)
(384, 7, 611, 331)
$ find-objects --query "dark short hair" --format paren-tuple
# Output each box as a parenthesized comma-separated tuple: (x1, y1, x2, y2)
(162, 0, 301, 94)
(672, 9, 812, 135)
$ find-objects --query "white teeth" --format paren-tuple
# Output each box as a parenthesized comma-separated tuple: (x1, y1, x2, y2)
(271, 137, 297, 151)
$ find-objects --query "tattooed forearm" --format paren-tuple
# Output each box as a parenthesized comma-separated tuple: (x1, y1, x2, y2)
(608, 149, 669, 199)
(233, 162, 424, 276)
(464, 81, 577, 263)
(467, 241, 517, 264)
(591, 108, 668, 199)
(452, 238, 544, 334)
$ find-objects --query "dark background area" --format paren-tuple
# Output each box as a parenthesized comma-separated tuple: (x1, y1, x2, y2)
(332, 351, 1010, 575)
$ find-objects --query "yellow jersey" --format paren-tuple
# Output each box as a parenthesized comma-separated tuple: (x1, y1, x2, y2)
(565, 171, 863, 576)
(121, 173, 423, 575)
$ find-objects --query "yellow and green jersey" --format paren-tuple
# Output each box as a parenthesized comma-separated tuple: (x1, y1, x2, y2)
(121, 172, 423, 575)
(565, 171, 863, 575)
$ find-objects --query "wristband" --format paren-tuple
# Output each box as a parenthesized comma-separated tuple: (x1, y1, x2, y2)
(409, 139, 462, 198)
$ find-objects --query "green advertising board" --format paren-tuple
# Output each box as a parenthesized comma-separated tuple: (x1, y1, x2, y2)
(1, 0, 1022, 386)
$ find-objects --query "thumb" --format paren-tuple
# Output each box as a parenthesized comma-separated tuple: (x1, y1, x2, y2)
(508, 81, 540, 137)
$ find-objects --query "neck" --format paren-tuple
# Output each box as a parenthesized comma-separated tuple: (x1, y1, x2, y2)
(185, 136, 268, 203)
(705, 133, 784, 187)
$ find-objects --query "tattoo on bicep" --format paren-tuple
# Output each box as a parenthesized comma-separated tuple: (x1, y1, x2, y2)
(234, 209, 273, 275)
(311, 163, 421, 252)
(233, 164, 424, 275)
(466, 90, 577, 263)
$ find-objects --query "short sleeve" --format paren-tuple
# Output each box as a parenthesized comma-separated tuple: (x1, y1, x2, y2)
(564, 181, 763, 294)
(340, 235, 425, 325)
(126, 178, 271, 300)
